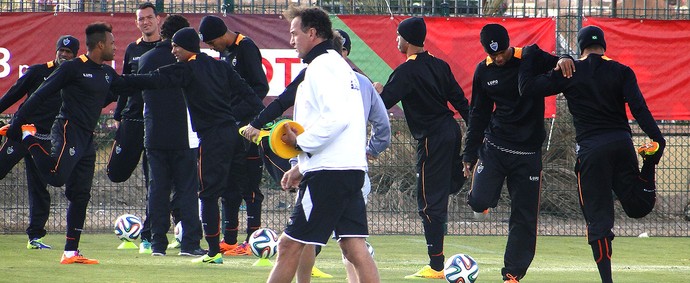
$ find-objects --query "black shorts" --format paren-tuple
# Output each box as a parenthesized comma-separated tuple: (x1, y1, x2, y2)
(284, 170, 367, 246)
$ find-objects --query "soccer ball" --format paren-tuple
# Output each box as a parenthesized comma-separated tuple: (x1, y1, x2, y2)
(113, 214, 142, 242)
(443, 253, 479, 283)
(173, 221, 183, 244)
(248, 228, 279, 259)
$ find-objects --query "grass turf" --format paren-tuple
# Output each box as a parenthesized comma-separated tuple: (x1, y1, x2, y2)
(0, 234, 688, 282)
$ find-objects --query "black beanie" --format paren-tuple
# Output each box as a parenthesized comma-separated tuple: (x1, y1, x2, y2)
(198, 15, 228, 42)
(56, 35, 79, 55)
(336, 29, 352, 55)
(577, 25, 606, 54)
(397, 17, 426, 47)
(480, 24, 509, 54)
(172, 27, 201, 53)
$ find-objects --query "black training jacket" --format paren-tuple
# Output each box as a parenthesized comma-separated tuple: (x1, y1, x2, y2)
(113, 38, 159, 121)
(379, 51, 469, 140)
(0, 60, 61, 133)
(463, 46, 558, 163)
(222, 34, 269, 122)
(121, 52, 264, 132)
(518, 45, 663, 145)
(137, 39, 197, 150)
(14, 55, 120, 132)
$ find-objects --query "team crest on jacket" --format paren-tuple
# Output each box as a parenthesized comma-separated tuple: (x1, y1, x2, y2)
(69, 147, 76, 156)
(490, 40, 499, 52)
(105, 73, 111, 84)
(6, 146, 13, 155)
(115, 145, 122, 154)
(232, 58, 237, 67)
(476, 162, 484, 174)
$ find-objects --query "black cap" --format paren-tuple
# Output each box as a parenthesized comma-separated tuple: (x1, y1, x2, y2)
(172, 27, 201, 53)
(397, 17, 426, 47)
(577, 25, 606, 54)
(480, 24, 509, 54)
(198, 15, 228, 42)
(336, 29, 351, 55)
(56, 35, 80, 55)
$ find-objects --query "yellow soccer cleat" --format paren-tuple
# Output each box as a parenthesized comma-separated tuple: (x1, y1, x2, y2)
(311, 266, 333, 278)
(404, 265, 444, 279)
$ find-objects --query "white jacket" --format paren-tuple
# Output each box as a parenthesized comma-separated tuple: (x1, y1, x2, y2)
(294, 50, 367, 174)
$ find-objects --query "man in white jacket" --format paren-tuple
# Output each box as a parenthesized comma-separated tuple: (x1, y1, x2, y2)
(266, 6, 380, 283)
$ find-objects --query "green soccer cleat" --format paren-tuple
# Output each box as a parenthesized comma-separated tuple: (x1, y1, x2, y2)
(27, 238, 51, 249)
(139, 239, 152, 254)
(191, 253, 223, 264)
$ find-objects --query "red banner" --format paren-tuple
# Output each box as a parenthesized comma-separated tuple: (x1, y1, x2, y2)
(584, 18, 690, 120)
(0, 13, 292, 113)
(339, 16, 558, 118)
(1, 14, 687, 120)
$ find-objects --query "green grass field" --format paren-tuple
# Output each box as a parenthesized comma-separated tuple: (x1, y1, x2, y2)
(0, 234, 688, 282)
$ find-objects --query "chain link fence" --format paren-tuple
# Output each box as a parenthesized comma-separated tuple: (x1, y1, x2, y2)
(0, 0, 688, 237)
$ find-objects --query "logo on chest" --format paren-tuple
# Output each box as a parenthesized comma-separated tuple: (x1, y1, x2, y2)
(82, 73, 93, 78)
(487, 79, 499, 86)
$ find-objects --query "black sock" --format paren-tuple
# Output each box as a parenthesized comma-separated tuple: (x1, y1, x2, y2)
(430, 253, 445, 271)
(423, 221, 445, 271)
(591, 238, 613, 283)
(223, 225, 238, 245)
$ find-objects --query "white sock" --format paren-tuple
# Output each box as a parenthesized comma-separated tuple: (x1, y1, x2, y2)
(64, 250, 77, 257)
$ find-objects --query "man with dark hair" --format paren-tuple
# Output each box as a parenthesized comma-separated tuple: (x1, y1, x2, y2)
(292, 29, 391, 283)
(373, 16, 469, 279)
(0, 35, 78, 250)
(462, 23, 573, 283)
(119, 26, 264, 264)
(518, 25, 664, 283)
(6, 22, 119, 264)
(198, 15, 277, 257)
(266, 6, 379, 283)
(136, 14, 205, 257)
(107, 2, 161, 254)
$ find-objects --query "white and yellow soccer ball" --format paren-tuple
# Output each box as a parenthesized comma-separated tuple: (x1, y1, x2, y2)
(113, 214, 142, 242)
(248, 228, 279, 259)
(444, 253, 479, 283)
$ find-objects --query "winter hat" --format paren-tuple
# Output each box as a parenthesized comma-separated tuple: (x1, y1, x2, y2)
(479, 24, 509, 54)
(56, 35, 80, 55)
(172, 27, 201, 53)
(198, 15, 228, 42)
(336, 29, 351, 55)
(577, 25, 606, 54)
(397, 17, 426, 47)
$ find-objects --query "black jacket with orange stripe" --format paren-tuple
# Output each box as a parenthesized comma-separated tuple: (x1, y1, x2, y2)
(120, 52, 264, 132)
(518, 45, 663, 147)
(12, 55, 120, 133)
(222, 34, 268, 123)
(379, 51, 470, 140)
(113, 38, 160, 121)
(0, 60, 61, 133)
(462, 46, 559, 163)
